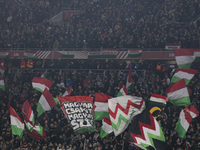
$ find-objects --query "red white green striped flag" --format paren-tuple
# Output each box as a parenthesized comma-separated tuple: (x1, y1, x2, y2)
(117, 85, 128, 97)
(0, 77, 5, 91)
(0, 64, 6, 75)
(32, 77, 53, 93)
(62, 86, 72, 96)
(126, 64, 132, 90)
(166, 79, 191, 106)
(94, 93, 112, 120)
(171, 68, 198, 85)
(36, 88, 56, 117)
(10, 106, 24, 139)
(100, 117, 113, 138)
(176, 106, 199, 138)
(174, 49, 195, 68)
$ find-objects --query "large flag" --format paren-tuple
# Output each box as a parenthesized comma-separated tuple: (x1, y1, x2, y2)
(174, 49, 195, 68)
(0, 77, 5, 91)
(62, 86, 72, 96)
(23, 52, 36, 59)
(108, 95, 145, 136)
(32, 77, 53, 93)
(147, 94, 168, 119)
(100, 117, 113, 138)
(127, 109, 166, 150)
(166, 79, 191, 106)
(58, 96, 96, 134)
(36, 88, 56, 117)
(10, 106, 24, 139)
(171, 68, 198, 85)
(94, 93, 112, 120)
(175, 106, 199, 138)
(126, 64, 132, 90)
(117, 85, 128, 97)
(128, 49, 143, 58)
(22, 100, 35, 130)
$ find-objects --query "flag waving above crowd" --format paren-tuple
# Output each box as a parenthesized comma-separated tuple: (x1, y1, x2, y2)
(58, 96, 96, 134)
(108, 95, 145, 136)
(32, 77, 53, 93)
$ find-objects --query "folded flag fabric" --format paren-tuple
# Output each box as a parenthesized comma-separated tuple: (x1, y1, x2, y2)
(0, 64, 6, 75)
(126, 64, 132, 90)
(0, 77, 5, 91)
(63, 86, 72, 96)
(94, 93, 112, 120)
(117, 85, 128, 97)
(10, 106, 24, 139)
(166, 79, 191, 106)
(171, 68, 198, 85)
(108, 95, 145, 136)
(127, 109, 166, 150)
(176, 107, 193, 138)
(32, 77, 53, 93)
(147, 94, 168, 119)
(189, 105, 199, 119)
(174, 49, 195, 69)
(28, 125, 47, 139)
(37, 88, 56, 117)
(22, 100, 35, 130)
(58, 96, 96, 134)
(100, 117, 113, 138)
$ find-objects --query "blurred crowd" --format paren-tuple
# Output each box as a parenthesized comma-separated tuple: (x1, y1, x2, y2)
(0, 0, 200, 49)
(0, 58, 200, 150)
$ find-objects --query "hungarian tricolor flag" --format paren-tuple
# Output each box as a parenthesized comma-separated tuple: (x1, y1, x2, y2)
(171, 68, 198, 85)
(58, 96, 96, 134)
(36, 88, 56, 117)
(10, 106, 24, 139)
(100, 117, 113, 138)
(174, 49, 195, 68)
(62, 86, 72, 96)
(166, 79, 191, 106)
(32, 77, 53, 93)
(28, 125, 47, 139)
(117, 85, 128, 97)
(126, 64, 132, 90)
(0, 77, 5, 91)
(0, 64, 6, 75)
(127, 109, 166, 150)
(176, 106, 199, 138)
(94, 93, 112, 120)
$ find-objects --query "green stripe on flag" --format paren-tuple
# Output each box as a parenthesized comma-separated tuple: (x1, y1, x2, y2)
(61, 54, 74, 58)
(169, 96, 191, 106)
(94, 112, 109, 121)
(178, 63, 192, 69)
(0, 84, 5, 91)
(111, 113, 131, 131)
(128, 53, 141, 58)
(34, 87, 43, 93)
(176, 119, 186, 138)
(37, 103, 44, 117)
(100, 127, 110, 138)
(171, 76, 190, 85)
(54, 98, 59, 104)
(117, 92, 124, 97)
(11, 125, 24, 139)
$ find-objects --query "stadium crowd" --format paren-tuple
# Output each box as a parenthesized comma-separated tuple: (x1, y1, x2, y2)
(0, 0, 200, 49)
(0, 58, 200, 150)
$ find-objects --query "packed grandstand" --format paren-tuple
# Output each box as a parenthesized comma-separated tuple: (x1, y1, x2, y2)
(0, 0, 200, 150)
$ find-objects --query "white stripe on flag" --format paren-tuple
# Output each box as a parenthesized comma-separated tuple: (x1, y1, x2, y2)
(176, 56, 195, 65)
(150, 97, 166, 104)
(95, 102, 108, 112)
(167, 87, 188, 100)
(174, 71, 194, 80)
(180, 111, 189, 131)
(102, 121, 113, 133)
(10, 116, 24, 129)
(32, 82, 49, 91)
(39, 95, 51, 111)
(0, 80, 4, 85)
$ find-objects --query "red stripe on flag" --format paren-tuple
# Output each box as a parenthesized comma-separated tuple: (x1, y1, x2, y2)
(165, 79, 186, 94)
(95, 93, 113, 103)
(43, 88, 56, 108)
(103, 117, 111, 125)
(32, 77, 53, 89)
(174, 49, 194, 56)
(183, 107, 192, 124)
(151, 93, 168, 102)
(176, 68, 198, 75)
